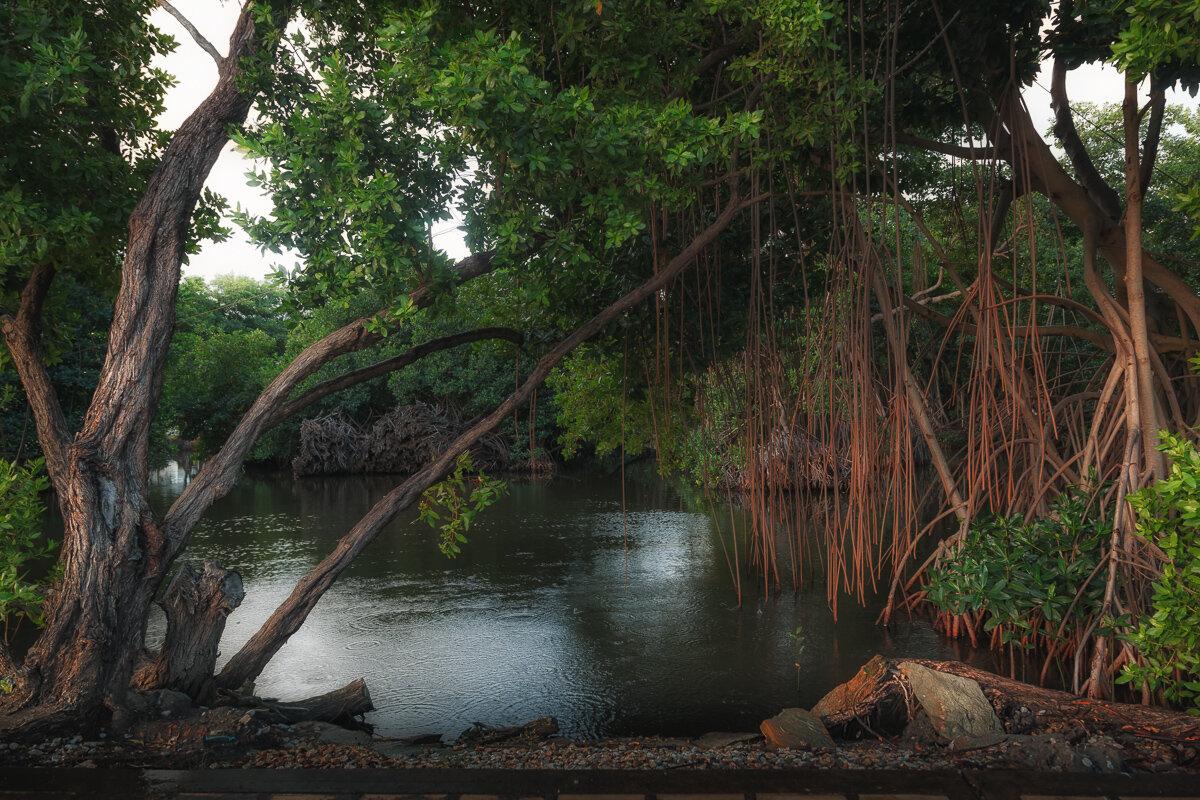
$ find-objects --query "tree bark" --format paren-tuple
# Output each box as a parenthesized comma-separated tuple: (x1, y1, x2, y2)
(1, 2, 280, 737)
(131, 561, 244, 705)
(256, 678, 374, 725)
(1122, 79, 1165, 479)
(0, 262, 72, 489)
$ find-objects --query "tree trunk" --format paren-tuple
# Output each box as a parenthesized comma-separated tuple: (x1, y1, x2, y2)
(1, 3, 274, 738)
(0, 466, 166, 736)
(132, 561, 244, 705)
(1122, 78, 1165, 479)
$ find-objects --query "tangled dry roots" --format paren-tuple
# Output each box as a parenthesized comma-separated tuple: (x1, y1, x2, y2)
(292, 403, 509, 477)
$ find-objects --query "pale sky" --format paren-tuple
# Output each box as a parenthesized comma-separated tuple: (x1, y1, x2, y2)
(150, 2, 1186, 283)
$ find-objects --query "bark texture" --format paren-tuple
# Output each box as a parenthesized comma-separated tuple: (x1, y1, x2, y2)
(0, 3, 275, 737)
(132, 561, 244, 705)
(257, 678, 374, 725)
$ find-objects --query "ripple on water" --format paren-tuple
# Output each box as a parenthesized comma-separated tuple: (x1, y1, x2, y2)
(343, 639, 381, 651)
(347, 608, 422, 632)
(155, 464, 995, 741)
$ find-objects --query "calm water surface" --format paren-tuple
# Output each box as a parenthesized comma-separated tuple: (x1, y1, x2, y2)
(149, 463, 986, 739)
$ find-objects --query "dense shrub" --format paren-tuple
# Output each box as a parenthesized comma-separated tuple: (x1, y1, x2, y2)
(925, 486, 1109, 650)
(0, 458, 57, 648)
(1119, 432, 1200, 711)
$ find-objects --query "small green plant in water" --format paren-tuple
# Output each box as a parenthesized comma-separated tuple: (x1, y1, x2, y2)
(786, 625, 807, 689)
(417, 452, 508, 558)
(1, 457, 58, 645)
(1117, 431, 1200, 713)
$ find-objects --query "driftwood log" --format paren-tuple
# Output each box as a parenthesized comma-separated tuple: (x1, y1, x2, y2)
(457, 716, 559, 744)
(813, 657, 1200, 743)
(258, 678, 374, 726)
(132, 560, 244, 704)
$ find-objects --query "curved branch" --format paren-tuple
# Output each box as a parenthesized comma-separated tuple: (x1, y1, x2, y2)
(216, 190, 762, 691)
(0, 263, 71, 488)
(1139, 76, 1166, 195)
(997, 84, 1200, 336)
(162, 251, 497, 548)
(1050, 59, 1122, 223)
(892, 131, 998, 160)
(79, 2, 277, 459)
(157, 0, 224, 66)
(267, 327, 522, 427)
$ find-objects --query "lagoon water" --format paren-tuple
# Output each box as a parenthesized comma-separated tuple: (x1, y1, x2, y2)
(149, 463, 986, 739)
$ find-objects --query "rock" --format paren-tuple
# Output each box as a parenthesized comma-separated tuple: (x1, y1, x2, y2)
(1001, 732, 1122, 772)
(760, 708, 836, 751)
(812, 655, 909, 738)
(898, 661, 1003, 742)
(372, 740, 427, 759)
(1078, 736, 1125, 773)
(292, 720, 373, 747)
(1007, 733, 1082, 770)
(694, 731, 762, 748)
(457, 717, 558, 744)
(396, 732, 443, 746)
(152, 689, 194, 719)
(950, 731, 1008, 751)
(902, 708, 946, 747)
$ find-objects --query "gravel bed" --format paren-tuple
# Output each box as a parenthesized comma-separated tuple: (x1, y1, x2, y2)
(0, 727, 1192, 773)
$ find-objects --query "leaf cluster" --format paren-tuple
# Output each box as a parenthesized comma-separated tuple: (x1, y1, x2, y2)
(416, 451, 508, 558)
(0, 458, 57, 645)
(926, 485, 1110, 648)
(1119, 432, 1200, 711)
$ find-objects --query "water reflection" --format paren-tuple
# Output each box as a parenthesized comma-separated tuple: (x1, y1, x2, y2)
(149, 463, 985, 739)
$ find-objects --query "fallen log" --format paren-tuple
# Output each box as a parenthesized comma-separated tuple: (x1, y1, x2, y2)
(257, 678, 375, 726)
(457, 716, 559, 744)
(812, 657, 1200, 743)
(900, 658, 1200, 741)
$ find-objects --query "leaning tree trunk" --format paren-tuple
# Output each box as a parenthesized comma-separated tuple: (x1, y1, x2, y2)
(215, 190, 761, 691)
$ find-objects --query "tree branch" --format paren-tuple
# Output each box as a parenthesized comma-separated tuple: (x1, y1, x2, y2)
(216, 190, 763, 691)
(1139, 76, 1166, 194)
(668, 24, 760, 101)
(1050, 58, 1122, 223)
(266, 327, 522, 427)
(79, 1, 277, 462)
(0, 262, 72, 488)
(892, 131, 998, 160)
(157, 0, 224, 66)
(162, 251, 497, 550)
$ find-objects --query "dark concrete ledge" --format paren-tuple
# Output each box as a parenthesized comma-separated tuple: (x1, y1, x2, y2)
(0, 767, 1196, 800)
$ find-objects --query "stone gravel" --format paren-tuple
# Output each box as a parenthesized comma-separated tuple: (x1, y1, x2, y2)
(2, 726, 1193, 774)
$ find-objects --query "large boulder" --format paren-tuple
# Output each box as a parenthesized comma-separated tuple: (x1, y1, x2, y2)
(898, 661, 1003, 742)
(760, 708, 836, 751)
